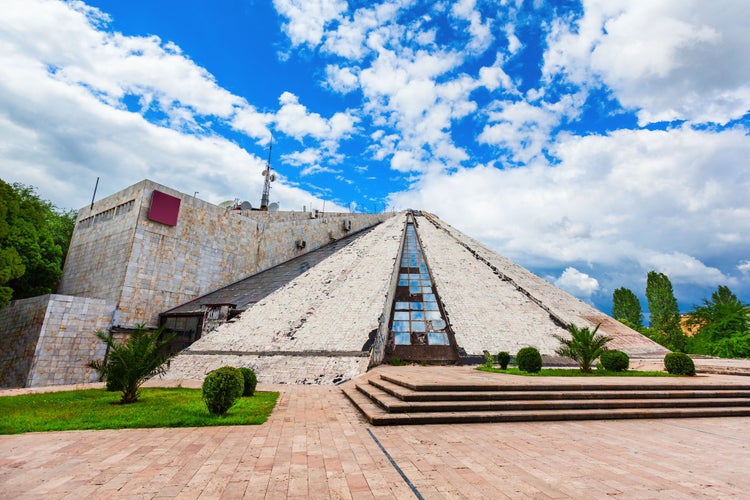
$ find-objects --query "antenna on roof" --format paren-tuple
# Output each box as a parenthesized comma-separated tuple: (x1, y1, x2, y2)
(260, 136, 275, 211)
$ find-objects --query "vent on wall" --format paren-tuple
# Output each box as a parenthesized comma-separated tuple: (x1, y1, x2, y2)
(296, 239, 307, 249)
(343, 220, 352, 231)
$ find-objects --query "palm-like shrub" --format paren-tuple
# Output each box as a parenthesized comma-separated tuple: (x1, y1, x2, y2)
(554, 323, 612, 373)
(89, 325, 175, 404)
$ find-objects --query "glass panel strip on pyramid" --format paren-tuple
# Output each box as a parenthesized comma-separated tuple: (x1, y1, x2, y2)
(389, 222, 451, 347)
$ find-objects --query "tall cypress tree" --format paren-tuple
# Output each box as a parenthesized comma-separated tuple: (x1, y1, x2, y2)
(645, 271, 685, 351)
(612, 287, 643, 328)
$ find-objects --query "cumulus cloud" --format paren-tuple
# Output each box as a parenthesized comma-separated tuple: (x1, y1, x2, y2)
(554, 267, 600, 297)
(0, 0, 344, 212)
(389, 126, 750, 294)
(544, 0, 750, 124)
(272, 0, 347, 47)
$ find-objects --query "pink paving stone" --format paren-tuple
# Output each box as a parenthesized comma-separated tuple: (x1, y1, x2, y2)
(2, 366, 750, 498)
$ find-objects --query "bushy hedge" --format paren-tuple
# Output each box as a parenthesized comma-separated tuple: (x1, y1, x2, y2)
(202, 367, 244, 415)
(238, 367, 258, 396)
(516, 347, 542, 373)
(600, 350, 629, 372)
(664, 352, 696, 376)
(496, 351, 510, 370)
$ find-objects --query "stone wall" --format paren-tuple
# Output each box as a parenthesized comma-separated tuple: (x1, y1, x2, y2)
(0, 295, 115, 388)
(0, 295, 49, 388)
(60, 179, 392, 328)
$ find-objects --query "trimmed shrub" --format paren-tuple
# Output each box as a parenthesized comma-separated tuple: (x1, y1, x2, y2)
(600, 350, 630, 372)
(496, 351, 510, 370)
(238, 367, 258, 397)
(202, 367, 244, 415)
(664, 352, 696, 376)
(516, 347, 542, 373)
(483, 351, 494, 368)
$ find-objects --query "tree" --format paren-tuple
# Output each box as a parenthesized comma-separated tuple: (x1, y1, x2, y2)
(554, 323, 612, 373)
(612, 287, 643, 328)
(645, 271, 686, 351)
(0, 180, 75, 306)
(89, 325, 176, 404)
(687, 286, 750, 358)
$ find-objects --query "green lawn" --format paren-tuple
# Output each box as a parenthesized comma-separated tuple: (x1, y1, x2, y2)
(477, 366, 675, 377)
(0, 387, 279, 435)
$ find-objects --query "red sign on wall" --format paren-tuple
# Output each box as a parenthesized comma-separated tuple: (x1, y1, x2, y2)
(148, 190, 181, 226)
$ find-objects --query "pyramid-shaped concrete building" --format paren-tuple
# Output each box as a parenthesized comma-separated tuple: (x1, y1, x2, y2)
(163, 210, 667, 384)
(1, 180, 667, 389)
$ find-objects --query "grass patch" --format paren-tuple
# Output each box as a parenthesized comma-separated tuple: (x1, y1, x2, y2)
(0, 387, 279, 435)
(477, 366, 675, 377)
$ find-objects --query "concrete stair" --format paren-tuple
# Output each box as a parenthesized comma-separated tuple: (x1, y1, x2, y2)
(342, 373, 750, 426)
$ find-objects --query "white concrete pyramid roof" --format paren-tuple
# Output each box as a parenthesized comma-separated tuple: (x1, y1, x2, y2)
(163, 211, 667, 384)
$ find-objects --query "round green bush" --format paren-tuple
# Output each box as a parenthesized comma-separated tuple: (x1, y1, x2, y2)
(516, 347, 542, 373)
(238, 367, 258, 396)
(664, 352, 696, 376)
(202, 367, 244, 415)
(600, 350, 629, 372)
(496, 351, 511, 370)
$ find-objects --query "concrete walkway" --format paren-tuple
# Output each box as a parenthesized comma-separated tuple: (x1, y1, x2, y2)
(2, 366, 750, 498)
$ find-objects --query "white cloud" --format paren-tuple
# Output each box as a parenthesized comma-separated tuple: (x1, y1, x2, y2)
(544, 0, 750, 125)
(389, 126, 750, 294)
(274, 92, 356, 142)
(0, 0, 345, 213)
(738, 261, 750, 274)
(554, 267, 600, 297)
(325, 65, 359, 93)
(272, 0, 348, 47)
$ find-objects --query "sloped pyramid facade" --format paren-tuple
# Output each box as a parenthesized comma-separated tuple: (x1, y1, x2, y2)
(163, 211, 666, 384)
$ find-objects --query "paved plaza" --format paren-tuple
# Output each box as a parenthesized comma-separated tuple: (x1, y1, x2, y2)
(2, 366, 750, 498)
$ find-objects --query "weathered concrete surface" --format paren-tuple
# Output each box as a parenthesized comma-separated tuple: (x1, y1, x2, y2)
(162, 214, 405, 384)
(420, 213, 668, 358)
(60, 179, 393, 327)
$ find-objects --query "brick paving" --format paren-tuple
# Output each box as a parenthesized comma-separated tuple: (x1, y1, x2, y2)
(2, 366, 750, 498)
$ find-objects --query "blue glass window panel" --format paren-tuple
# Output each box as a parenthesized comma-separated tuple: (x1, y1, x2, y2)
(398, 279, 408, 286)
(429, 319, 447, 330)
(410, 285, 422, 294)
(411, 321, 426, 332)
(428, 333, 449, 345)
(394, 311, 409, 320)
(400, 274, 410, 280)
(424, 302, 439, 311)
(410, 311, 424, 321)
(410, 303, 423, 310)
(392, 321, 410, 332)
(422, 286, 433, 295)
(395, 332, 411, 345)
(425, 311, 442, 320)
(395, 302, 410, 310)
(423, 294, 436, 302)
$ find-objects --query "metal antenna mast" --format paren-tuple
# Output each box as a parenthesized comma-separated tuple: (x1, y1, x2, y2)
(260, 137, 275, 210)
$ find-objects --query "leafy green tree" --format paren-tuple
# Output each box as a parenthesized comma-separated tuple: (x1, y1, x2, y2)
(645, 271, 686, 351)
(89, 325, 176, 404)
(0, 180, 76, 305)
(554, 323, 612, 373)
(686, 286, 750, 358)
(612, 287, 643, 328)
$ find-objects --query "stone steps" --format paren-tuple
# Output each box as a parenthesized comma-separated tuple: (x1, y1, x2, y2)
(342, 373, 750, 426)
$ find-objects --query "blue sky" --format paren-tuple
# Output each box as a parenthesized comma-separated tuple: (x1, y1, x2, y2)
(1, 0, 749, 316)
